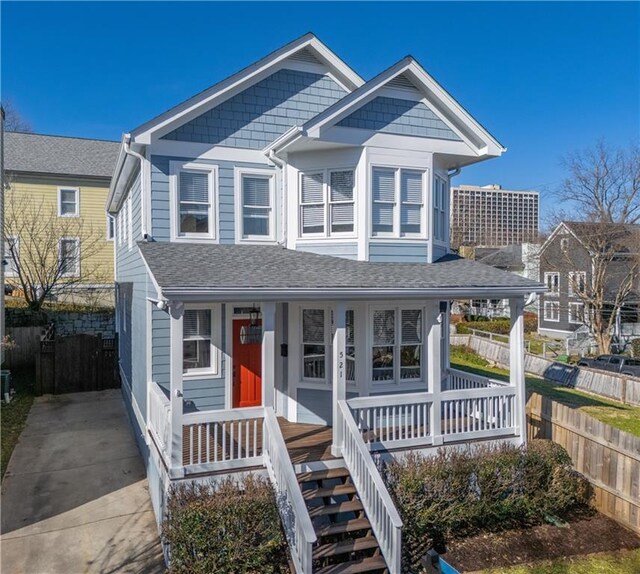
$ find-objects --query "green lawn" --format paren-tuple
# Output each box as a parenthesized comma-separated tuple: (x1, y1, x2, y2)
(450, 345, 640, 437)
(1, 368, 35, 480)
(480, 548, 640, 574)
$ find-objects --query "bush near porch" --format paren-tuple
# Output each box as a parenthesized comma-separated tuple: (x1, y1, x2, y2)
(383, 441, 590, 573)
(455, 313, 538, 336)
(163, 476, 289, 574)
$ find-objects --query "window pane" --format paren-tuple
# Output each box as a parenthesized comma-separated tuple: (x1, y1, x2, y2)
(401, 204, 421, 234)
(179, 172, 208, 203)
(180, 204, 209, 233)
(372, 346, 394, 381)
(401, 310, 422, 344)
(330, 171, 354, 202)
(346, 310, 355, 345)
(302, 309, 324, 343)
(401, 171, 422, 203)
(401, 345, 421, 379)
(243, 176, 270, 207)
(372, 169, 395, 202)
(302, 204, 324, 234)
(243, 208, 270, 237)
(331, 203, 354, 233)
(184, 310, 211, 338)
(183, 340, 211, 371)
(372, 204, 394, 233)
(346, 310, 355, 382)
(373, 310, 395, 345)
(60, 240, 78, 275)
(60, 188, 77, 215)
(303, 345, 325, 379)
(301, 173, 324, 203)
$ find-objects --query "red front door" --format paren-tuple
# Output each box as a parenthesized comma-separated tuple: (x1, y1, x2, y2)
(232, 319, 262, 408)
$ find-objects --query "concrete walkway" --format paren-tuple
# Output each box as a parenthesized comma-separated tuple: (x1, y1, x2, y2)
(1, 390, 165, 574)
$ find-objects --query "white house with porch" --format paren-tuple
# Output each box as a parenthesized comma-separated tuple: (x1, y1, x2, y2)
(108, 33, 544, 574)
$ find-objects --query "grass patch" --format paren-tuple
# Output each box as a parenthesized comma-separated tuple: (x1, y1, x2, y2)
(450, 345, 640, 438)
(480, 548, 640, 573)
(1, 368, 35, 480)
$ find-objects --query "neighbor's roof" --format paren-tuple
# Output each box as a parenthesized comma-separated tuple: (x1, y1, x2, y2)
(139, 243, 544, 299)
(563, 221, 640, 252)
(5, 132, 120, 178)
(478, 244, 524, 270)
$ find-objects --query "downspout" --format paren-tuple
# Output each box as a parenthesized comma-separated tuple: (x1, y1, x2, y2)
(122, 134, 149, 240)
(268, 149, 287, 246)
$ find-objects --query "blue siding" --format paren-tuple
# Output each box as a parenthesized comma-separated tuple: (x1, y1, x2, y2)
(337, 96, 461, 141)
(433, 244, 449, 261)
(296, 242, 358, 260)
(152, 307, 170, 393)
(297, 389, 357, 425)
(368, 242, 428, 263)
(150, 155, 272, 243)
(162, 69, 346, 149)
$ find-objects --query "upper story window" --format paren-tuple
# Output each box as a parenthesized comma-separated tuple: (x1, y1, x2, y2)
(300, 169, 355, 237)
(544, 272, 559, 295)
(59, 238, 80, 278)
(433, 175, 448, 242)
(58, 187, 79, 217)
(106, 215, 115, 241)
(568, 271, 586, 296)
(170, 162, 217, 241)
(237, 169, 275, 241)
(3, 237, 19, 277)
(372, 167, 426, 238)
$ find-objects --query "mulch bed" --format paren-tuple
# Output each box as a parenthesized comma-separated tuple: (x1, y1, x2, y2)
(443, 513, 640, 572)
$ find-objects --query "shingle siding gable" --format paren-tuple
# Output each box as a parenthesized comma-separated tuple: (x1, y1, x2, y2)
(162, 69, 347, 148)
(336, 96, 462, 141)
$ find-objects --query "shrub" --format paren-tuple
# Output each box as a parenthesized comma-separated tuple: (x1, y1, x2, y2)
(632, 338, 640, 358)
(163, 476, 289, 574)
(456, 315, 537, 336)
(383, 441, 590, 573)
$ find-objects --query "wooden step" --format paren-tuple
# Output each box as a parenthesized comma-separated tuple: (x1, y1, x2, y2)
(313, 536, 379, 559)
(303, 483, 356, 500)
(315, 555, 387, 574)
(297, 467, 350, 483)
(315, 517, 372, 537)
(308, 500, 363, 518)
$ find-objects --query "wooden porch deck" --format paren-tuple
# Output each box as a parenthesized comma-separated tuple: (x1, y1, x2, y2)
(278, 418, 336, 463)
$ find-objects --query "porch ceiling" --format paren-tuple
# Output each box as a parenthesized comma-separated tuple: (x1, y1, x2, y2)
(138, 242, 545, 300)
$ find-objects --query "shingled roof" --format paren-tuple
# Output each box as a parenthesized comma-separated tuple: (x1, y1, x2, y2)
(5, 132, 120, 178)
(139, 242, 544, 298)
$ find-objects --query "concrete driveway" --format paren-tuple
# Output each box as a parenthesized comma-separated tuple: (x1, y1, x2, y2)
(1, 389, 165, 574)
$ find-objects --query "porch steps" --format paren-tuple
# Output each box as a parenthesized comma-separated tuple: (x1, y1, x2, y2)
(297, 467, 388, 574)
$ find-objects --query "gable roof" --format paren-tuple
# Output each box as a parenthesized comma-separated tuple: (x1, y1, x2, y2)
(5, 132, 119, 179)
(139, 242, 544, 300)
(540, 221, 640, 256)
(299, 56, 505, 156)
(130, 33, 364, 145)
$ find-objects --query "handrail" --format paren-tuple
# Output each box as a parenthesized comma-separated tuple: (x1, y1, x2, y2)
(263, 407, 316, 574)
(441, 385, 517, 401)
(182, 406, 264, 425)
(337, 400, 402, 574)
(447, 367, 509, 388)
(347, 391, 434, 409)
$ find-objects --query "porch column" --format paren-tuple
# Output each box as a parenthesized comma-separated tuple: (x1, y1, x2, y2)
(426, 301, 443, 446)
(332, 301, 347, 457)
(509, 296, 526, 445)
(261, 301, 276, 409)
(169, 301, 185, 478)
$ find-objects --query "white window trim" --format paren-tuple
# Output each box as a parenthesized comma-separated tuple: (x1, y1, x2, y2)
(57, 187, 80, 218)
(568, 271, 586, 297)
(106, 215, 115, 241)
(568, 302, 585, 325)
(183, 303, 222, 379)
(59, 237, 80, 278)
(543, 300, 560, 322)
(169, 161, 218, 243)
(369, 303, 425, 388)
(4, 236, 19, 277)
(433, 175, 448, 244)
(298, 167, 357, 239)
(234, 167, 276, 243)
(544, 272, 560, 296)
(370, 165, 428, 239)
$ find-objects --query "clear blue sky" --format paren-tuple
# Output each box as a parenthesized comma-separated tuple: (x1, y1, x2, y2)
(2, 1, 639, 224)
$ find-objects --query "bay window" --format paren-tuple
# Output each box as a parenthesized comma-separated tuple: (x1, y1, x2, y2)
(300, 169, 355, 236)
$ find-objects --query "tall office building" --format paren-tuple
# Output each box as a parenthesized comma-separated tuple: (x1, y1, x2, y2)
(450, 184, 539, 248)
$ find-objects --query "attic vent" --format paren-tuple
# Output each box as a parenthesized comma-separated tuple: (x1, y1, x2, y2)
(387, 73, 418, 90)
(289, 47, 322, 65)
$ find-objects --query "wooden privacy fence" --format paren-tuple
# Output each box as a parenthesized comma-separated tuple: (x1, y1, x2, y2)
(4, 326, 45, 369)
(452, 334, 640, 406)
(527, 392, 640, 534)
(36, 333, 118, 395)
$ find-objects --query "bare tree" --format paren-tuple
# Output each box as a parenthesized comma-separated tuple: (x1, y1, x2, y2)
(548, 141, 640, 354)
(1, 101, 32, 133)
(3, 185, 108, 311)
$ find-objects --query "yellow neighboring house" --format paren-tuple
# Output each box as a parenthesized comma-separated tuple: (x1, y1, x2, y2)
(4, 132, 120, 305)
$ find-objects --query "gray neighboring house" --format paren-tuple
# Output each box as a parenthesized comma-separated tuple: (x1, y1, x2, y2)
(108, 34, 544, 573)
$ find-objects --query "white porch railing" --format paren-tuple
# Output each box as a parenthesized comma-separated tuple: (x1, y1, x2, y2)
(148, 382, 171, 465)
(182, 407, 264, 473)
(348, 392, 434, 450)
(263, 407, 316, 574)
(337, 400, 403, 574)
(445, 367, 509, 390)
(441, 385, 517, 441)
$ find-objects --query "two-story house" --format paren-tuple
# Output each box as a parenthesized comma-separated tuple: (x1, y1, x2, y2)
(538, 221, 640, 350)
(108, 34, 544, 573)
(4, 132, 119, 304)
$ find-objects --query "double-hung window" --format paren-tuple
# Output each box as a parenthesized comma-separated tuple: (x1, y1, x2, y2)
(299, 169, 355, 236)
(569, 302, 584, 324)
(433, 176, 448, 241)
(3, 237, 18, 277)
(183, 308, 216, 375)
(371, 307, 423, 384)
(543, 300, 559, 322)
(59, 238, 80, 277)
(239, 171, 274, 240)
(568, 271, 586, 297)
(372, 167, 426, 237)
(544, 272, 560, 295)
(58, 187, 79, 217)
(172, 162, 216, 240)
